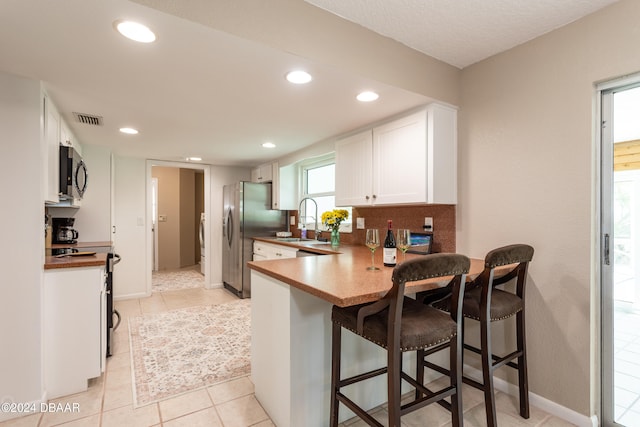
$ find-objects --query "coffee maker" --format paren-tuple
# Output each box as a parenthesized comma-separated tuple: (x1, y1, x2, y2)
(52, 217, 79, 244)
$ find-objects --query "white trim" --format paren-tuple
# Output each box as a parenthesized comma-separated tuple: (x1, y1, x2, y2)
(464, 365, 595, 427)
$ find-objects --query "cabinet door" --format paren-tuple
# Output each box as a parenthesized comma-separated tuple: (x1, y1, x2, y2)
(335, 130, 373, 206)
(252, 163, 274, 183)
(43, 94, 60, 203)
(373, 111, 427, 205)
(426, 103, 457, 204)
(60, 120, 73, 147)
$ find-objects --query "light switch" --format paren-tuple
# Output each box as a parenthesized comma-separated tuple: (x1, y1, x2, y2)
(356, 217, 365, 229)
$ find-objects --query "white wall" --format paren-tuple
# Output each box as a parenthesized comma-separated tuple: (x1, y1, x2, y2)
(113, 156, 147, 299)
(73, 145, 113, 242)
(0, 72, 45, 420)
(458, 0, 640, 417)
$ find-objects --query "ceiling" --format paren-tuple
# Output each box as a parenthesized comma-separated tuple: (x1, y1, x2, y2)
(0, 0, 618, 167)
(304, 0, 619, 69)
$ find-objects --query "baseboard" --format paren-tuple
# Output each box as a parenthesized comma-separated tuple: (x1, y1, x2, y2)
(114, 291, 149, 301)
(0, 391, 47, 422)
(464, 365, 594, 427)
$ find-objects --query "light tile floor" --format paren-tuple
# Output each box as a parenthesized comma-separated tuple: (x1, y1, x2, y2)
(2, 286, 574, 427)
(614, 306, 640, 426)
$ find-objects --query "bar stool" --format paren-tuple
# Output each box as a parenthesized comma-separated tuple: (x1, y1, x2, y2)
(330, 253, 470, 427)
(423, 244, 534, 427)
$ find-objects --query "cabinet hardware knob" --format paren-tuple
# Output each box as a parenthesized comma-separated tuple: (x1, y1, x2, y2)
(365, 195, 370, 200)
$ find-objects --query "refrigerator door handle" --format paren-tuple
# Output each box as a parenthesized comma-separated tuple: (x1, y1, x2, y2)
(226, 209, 233, 247)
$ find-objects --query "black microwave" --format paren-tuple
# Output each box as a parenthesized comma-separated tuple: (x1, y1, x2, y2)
(59, 145, 88, 200)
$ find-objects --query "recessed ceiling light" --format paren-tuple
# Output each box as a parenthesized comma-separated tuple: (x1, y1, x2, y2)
(286, 70, 312, 84)
(119, 127, 139, 135)
(114, 20, 156, 43)
(186, 157, 202, 162)
(357, 91, 379, 102)
(262, 142, 276, 148)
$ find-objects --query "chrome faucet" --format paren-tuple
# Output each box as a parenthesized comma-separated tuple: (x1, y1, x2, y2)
(298, 197, 319, 239)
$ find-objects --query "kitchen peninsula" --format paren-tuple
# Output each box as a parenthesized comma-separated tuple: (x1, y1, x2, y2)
(247, 239, 488, 427)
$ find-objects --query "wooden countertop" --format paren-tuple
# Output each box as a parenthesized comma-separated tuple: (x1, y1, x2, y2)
(45, 252, 108, 270)
(248, 240, 493, 307)
(50, 241, 113, 249)
(44, 241, 112, 270)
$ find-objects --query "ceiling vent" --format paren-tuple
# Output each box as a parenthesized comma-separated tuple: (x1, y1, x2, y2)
(73, 112, 103, 126)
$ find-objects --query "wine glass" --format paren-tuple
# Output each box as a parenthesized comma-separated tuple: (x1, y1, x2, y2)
(365, 229, 380, 271)
(396, 229, 411, 263)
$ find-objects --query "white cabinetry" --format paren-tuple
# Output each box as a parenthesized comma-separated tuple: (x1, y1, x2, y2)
(60, 119, 80, 152)
(253, 241, 298, 260)
(335, 103, 457, 206)
(251, 161, 295, 210)
(44, 266, 106, 399)
(251, 162, 274, 183)
(43, 92, 60, 204)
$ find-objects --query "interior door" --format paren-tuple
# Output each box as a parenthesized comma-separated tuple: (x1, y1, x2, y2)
(601, 79, 640, 427)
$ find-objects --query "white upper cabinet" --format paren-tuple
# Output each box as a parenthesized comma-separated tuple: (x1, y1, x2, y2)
(335, 103, 457, 206)
(335, 130, 373, 206)
(43, 92, 60, 204)
(251, 162, 274, 183)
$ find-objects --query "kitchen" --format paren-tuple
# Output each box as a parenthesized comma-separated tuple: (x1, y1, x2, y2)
(1, 0, 640, 426)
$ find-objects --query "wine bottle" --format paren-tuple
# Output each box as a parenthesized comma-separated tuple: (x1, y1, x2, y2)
(383, 220, 397, 267)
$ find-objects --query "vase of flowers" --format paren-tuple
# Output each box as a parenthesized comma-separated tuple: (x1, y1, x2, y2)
(321, 209, 349, 247)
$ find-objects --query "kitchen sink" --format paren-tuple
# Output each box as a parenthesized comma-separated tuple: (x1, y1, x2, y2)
(275, 237, 331, 244)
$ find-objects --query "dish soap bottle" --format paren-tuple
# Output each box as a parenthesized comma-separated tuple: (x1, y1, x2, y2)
(301, 224, 307, 240)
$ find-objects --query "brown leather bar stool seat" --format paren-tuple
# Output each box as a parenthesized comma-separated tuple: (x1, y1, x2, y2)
(423, 244, 534, 427)
(330, 254, 470, 427)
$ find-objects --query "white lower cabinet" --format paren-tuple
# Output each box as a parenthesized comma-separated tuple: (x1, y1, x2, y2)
(335, 103, 457, 206)
(44, 266, 106, 399)
(253, 241, 298, 260)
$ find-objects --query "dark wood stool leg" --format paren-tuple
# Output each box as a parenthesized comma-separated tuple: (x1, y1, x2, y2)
(516, 310, 530, 418)
(481, 318, 498, 427)
(450, 332, 463, 427)
(330, 323, 341, 427)
(387, 343, 402, 427)
(415, 349, 425, 400)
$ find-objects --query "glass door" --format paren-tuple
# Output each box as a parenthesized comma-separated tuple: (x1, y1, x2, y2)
(601, 81, 640, 427)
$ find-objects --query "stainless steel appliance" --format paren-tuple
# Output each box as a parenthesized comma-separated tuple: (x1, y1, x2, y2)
(106, 252, 121, 357)
(59, 145, 88, 200)
(52, 217, 79, 244)
(222, 182, 288, 298)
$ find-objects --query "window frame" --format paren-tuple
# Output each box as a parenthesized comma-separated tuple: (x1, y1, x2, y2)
(298, 155, 352, 233)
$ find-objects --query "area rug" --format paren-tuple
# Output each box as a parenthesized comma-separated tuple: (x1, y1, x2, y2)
(152, 268, 204, 292)
(128, 299, 251, 407)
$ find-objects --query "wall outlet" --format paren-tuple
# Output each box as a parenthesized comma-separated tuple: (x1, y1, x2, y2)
(424, 217, 433, 231)
(290, 215, 296, 226)
(158, 214, 167, 222)
(356, 217, 365, 229)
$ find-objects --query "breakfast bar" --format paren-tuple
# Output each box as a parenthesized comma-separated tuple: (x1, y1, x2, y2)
(247, 242, 490, 427)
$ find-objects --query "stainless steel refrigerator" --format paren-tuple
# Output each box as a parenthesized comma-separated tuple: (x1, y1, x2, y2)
(222, 182, 288, 298)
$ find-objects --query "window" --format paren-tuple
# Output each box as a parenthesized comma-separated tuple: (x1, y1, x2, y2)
(299, 156, 351, 233)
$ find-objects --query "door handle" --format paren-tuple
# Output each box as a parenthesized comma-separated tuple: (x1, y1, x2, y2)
(604, 233, 610, 266)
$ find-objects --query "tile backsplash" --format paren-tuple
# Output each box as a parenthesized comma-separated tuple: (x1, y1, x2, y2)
(291, 205, 455, 253)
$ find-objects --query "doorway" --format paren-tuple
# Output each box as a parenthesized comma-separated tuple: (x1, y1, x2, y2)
(146, 160, 210, 295)
(601, 79, 640, 426)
